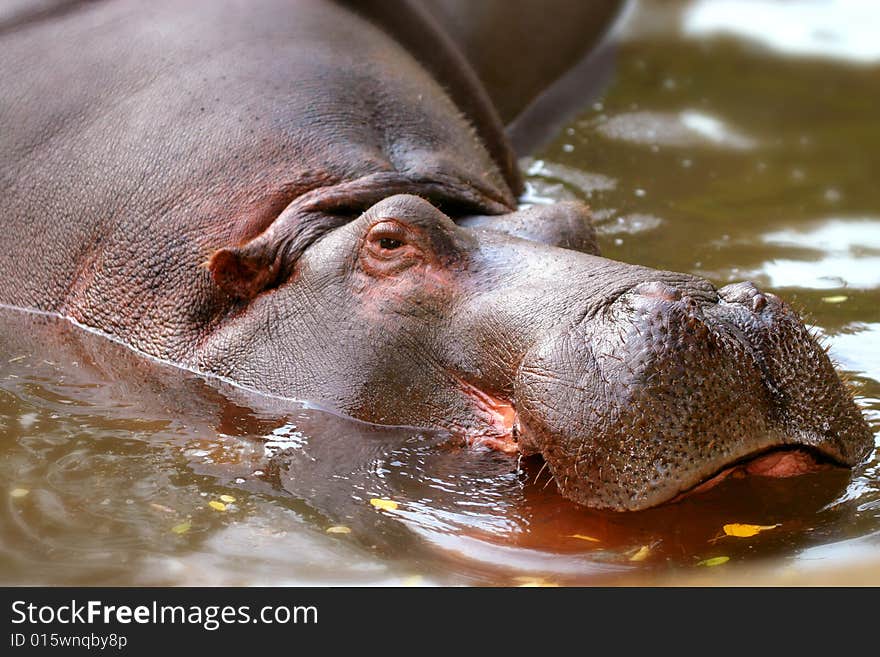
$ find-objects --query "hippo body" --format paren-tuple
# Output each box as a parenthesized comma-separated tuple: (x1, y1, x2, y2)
(0, 0, 872, 510)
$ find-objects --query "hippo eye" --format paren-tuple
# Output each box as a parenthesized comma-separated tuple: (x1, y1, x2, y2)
(362, 220, 423, 274)
(366, 220, 412, 253)
(379, 237, 403, 250)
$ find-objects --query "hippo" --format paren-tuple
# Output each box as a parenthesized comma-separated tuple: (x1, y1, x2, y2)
(0, 0, 872, 511)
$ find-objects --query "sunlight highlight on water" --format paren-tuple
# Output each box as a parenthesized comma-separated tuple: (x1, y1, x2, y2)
(684, 0, 880, 63)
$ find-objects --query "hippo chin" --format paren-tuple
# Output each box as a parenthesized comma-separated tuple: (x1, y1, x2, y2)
(0, 0, 872, 511)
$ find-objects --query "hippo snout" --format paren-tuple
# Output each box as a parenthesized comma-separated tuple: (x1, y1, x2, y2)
(514, 278, 874, 511)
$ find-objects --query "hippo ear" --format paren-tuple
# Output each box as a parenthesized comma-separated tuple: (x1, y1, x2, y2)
(207, 245, 281, 300)
(207, 211, 351, 300)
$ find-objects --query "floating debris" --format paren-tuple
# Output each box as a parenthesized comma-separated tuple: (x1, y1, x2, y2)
(569, 534, 601, 543)
(149, 503, 175, 514)
(723, 523, 780, 538)
(369, 498, 398, 511)
(171, 522, 191, 534)
(821, 295, 848, 304)
(697, 556, 730, 567)
(208, 501, 227, 512)
(629, 545, 652, 562)
(10, 488, 29, 499)
(219, 494, 236, 504)
(326, 526, 352, 535)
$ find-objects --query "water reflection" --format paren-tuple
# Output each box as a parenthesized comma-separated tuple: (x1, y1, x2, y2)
(521, 157, 617, 201)
(828, 323, 880, 382)
(763, 218, 880, 252)
(684, 0, 880, 63)
(757, 218, 880, 288)
(594, 110, 756, 149)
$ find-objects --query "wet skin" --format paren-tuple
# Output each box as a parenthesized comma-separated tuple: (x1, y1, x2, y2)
(0, 0, 872, 510)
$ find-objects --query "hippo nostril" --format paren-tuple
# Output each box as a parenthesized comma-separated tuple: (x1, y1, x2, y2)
(631, 281, 682, 301)
(683, 313, 709, 339)
(718, 282, 783, 316)
(718, 281, 764, 305)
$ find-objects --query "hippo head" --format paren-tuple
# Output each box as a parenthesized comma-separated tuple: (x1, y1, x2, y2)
(201, 193, 873, 511)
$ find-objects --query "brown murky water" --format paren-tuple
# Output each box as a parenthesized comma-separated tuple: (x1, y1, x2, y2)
(1, 0, 878, 585)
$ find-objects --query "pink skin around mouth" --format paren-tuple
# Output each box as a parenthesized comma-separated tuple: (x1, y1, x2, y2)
(671, 448, 833, 503)
(456, 374, 833, 500)
(454, 376, 519, 453)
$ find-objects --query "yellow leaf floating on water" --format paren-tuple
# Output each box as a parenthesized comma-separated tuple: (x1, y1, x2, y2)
(219, 494, 236, 504)
(326, 525, 352, 534)
(723, 523, 780, 538)
(629, 545, 651, 562)
(570, 534, 601, 543)
(821, 295, 848, 304)
(171, 522, 191, 534)
(697, 556, 730, 567)
(208, 501, 227, 512)
(370, 498, 398, 511)
(10, 488, 29, 498)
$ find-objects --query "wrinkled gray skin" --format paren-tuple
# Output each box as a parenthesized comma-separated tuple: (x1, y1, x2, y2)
(0, 0, 872, 510)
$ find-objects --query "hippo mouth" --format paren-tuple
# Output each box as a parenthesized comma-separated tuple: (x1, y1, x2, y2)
(669, 446, 839, 503)
(461, 387, 853, 509)
(509, 279, 874, 511)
